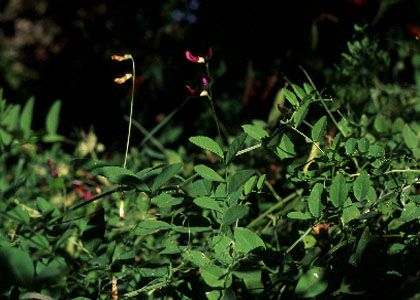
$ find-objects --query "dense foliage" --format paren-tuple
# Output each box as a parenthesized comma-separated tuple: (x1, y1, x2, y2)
(1, 20, 420, 300)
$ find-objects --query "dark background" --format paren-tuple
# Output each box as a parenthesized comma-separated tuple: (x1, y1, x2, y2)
(0, 0, 418, 149)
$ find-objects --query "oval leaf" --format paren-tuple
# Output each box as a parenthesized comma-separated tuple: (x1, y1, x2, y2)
(353, 171, 370, 201)
(329, 174, 348, 208)
(234, 227, 265, 254)
(242, 124, 269, 141)
(295, 267, 328, 298)
(0, 246, 34, 287)
(194, 164, 225, 182)
(293, 101, 311, 128)
(283, 88, 298, 106)
(189, 136, 224, 160)
(223, 205, 249, 226)
(311, 116, 327, 142)
(308, 183, 324, 218)
(152, 163, 183, 193)
(193, 196, 222, 212)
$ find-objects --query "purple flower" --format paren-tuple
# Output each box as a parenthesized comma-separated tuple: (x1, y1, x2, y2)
(200, 75, 210, 86)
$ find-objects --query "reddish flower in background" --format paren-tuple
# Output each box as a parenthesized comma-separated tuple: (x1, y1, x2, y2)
(185, 48, 213, 63)
(186, 84, 198, 95)
(346, 0, 367, 6)
(408, 25, 420, 40)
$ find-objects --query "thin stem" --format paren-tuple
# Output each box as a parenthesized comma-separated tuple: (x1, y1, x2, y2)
(384, 169, 420, 175)
(205, 62, 223, 144)
(247, 189, 302, 229)
(285, 226, 313, 254)
(299, 66, 348, 137)
(123, 57, 136, 169)
(289, 126, 325, 154)
(128, 116, 167, 154)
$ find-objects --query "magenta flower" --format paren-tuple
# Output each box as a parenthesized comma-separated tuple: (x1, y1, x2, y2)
(185, 50, 203, 63)
(186, 84, 198, 95)
(185, 48, 213, 63)
(200, 74, 210, 86)
(186, 84, 208, 97)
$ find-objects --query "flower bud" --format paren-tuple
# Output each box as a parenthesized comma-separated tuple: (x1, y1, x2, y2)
(114, 73, 133, 84)
(111, 54, 132, 62)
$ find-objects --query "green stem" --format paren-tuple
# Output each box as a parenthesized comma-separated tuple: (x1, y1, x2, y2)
(384, 169, 420, 175)
(205, 62, 223, 143)
(289, 126, 325, 154)
(123, 57, 136, 169)
(128, 116, 167, 154)
(299, 66, 348, 137)
(247, 189, 302, 229)
(286, 226, 313, 254)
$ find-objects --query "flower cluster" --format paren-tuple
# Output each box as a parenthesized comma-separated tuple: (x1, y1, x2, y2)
(185, 48, 213, 97)
(111, 54, 134, 84)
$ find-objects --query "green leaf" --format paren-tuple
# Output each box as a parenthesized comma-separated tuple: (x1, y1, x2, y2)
(183, 179, 212, 197)
(223, 205, 249, 226)
(400, 202, 420, 222)
(234, 227, 265, 254)
(283, 88, 299, 106)
(206, 291, 223, 300)
(0, 246, 34, 287)
(233, 270, 263, 293)
(201, 264, 231, 288)
(227, 169, 255, 193)
(189, 136, 224, 160)
(293, 101, 311, 128)
(225, 133, 246, 165)
(373, 114, 390, 133)
(242, 124, 269, 141)
(211, 235, 234, 265)
(256, 174, 265, 191)
(194, 164, 225, 182)
(152, 163, 183, 193)
(295, 267, 328, 298)
(276, 134, 295, 159)
(368, 145, 385, 158)
(311, 116, 327, 142)
(183, 250, 211, 267)
(20, 96, 34, 138)
(92, 166, 139, 186)
(194, 196, 222, 212)
(153, 193, 183, 208)
(329, 174, 348, 208)
(353, 171, 370, 201)
(345, 138, 357, 156)
(134, 220, 172, 235)
(303, 83, 314, 94)
(342, 199, 360, 224)
(308, 183, 324, 218)
(8, 206, 30, 225)
(287, 211, 312, 220)
(357, 137, 369, 153)
(35, 257, 67, 283)
(291, 84, 306, 100)
(46, 100, 61, 135)
(402, 124, 418, 150)
(349, 227, 371, 266)
(3, 104, 20, 130)
(243, 175, 258, 195)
